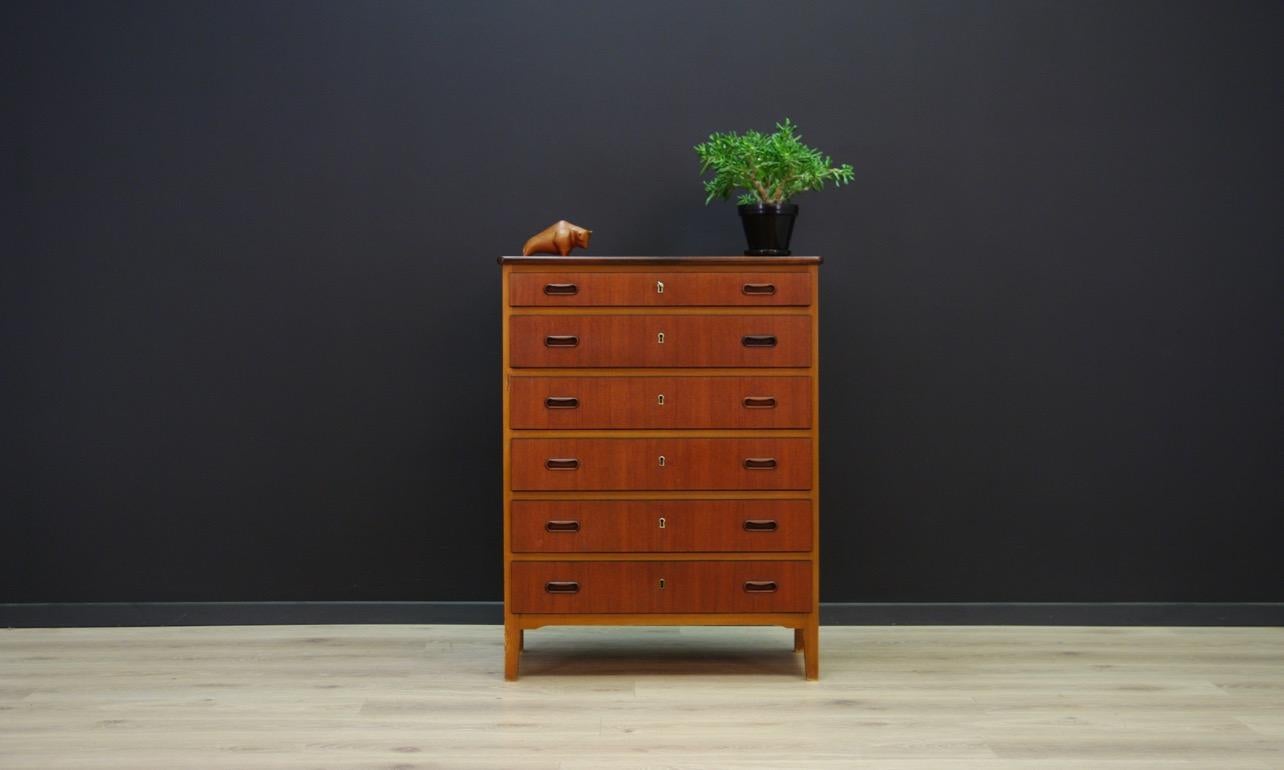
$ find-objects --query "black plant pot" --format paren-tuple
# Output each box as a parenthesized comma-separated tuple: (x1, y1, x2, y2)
(738, 203, 798, 256)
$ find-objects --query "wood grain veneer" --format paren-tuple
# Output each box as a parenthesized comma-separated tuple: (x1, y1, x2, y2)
(510, 560, 812, 614)
(510, 271, 812, 306)
(508, 376, 811, 429)
(510, 437, 812, 491)
(510, 499, 812, 553)
(502, 256, 821, 680)
(509, 314, 811, 368)
(499, 254, 822, 265)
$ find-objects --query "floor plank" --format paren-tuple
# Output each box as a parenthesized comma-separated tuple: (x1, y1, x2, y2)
(0, 625, 1280, 769)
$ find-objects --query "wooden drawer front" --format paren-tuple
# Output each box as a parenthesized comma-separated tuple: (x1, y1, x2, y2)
(511, 560, 811, 613)
(511, 438, 811, 491)
(510, 271, 812, 306)
(510, 315, 811, 368)
(511, 500, 812, 553)
(509, 376, 811, 429)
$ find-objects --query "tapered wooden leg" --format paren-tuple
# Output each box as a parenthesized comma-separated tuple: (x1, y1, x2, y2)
(504, 622, 521, 681)
(802, 621, 819, 680)
(794, 628, 805, 652)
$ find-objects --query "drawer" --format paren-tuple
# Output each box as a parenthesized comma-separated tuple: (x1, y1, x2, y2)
(511, 500, 812, 553)
(509, 376, 812, 429)
(510, 271, 812, 306)
(509, 315, 811, 368)
(510, 560, 811, 613)
(510, 438, 812, 491)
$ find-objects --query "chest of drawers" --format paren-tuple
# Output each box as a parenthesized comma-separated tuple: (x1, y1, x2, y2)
(500, 255, 820, 680)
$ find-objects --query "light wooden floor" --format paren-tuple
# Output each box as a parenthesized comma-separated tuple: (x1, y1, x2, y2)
(1, 625, 1281, 769)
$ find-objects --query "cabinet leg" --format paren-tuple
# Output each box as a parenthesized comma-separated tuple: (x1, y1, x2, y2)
(802, 621, 819, 680)
(504, 622, 521, 681)
(793, 628, 804, 652)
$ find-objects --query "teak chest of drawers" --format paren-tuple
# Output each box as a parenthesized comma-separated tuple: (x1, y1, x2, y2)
(500, 255, 821, 680)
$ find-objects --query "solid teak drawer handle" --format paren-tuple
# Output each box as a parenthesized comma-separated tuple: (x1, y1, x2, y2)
(543, 283, 578, 295)
(544, 396, 579, 409)
(742, 396, 777, 409)
(545, 581, 580, 594)
(544, 335, 579, 348)
(545, 458, 580, 470)
(742, 282, 777, 295)
(744, 580, 779, 593)
(743, 519, 779, 532)
(742, 335, 778, 348)
(743, 457, 778, 470)
(544, 520, 581, 533)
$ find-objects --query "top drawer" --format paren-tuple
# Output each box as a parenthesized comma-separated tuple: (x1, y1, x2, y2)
(510, 272, 812, 307)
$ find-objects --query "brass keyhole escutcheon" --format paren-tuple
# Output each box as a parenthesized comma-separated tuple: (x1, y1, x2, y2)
(657, 455, 666, 467)
(657, 393, 665, 406)
(656, 281, 664, 294)
(657, 331, 665, 344)
(658, 578, 666, 589)
(658, 516, 666, 529)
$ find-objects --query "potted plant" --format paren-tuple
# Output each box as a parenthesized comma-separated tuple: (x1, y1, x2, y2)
(695, 118, 854, 255)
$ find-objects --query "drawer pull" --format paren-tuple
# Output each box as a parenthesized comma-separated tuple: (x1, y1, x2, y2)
(543, 283, 578, 296)
(743, 519, 779, 532)
(544, 335, 579, 348)
(544, 520, 580, 533)
(545, 458, 579, 470)
(743, 396, 777, 409)
(544, 396, 579, 409)
(656, 280, 665, 294)
(742, 335, 777, 348)
(545, 581, 580, 594)
(744, 580, 778, 593)
(742, 282, 777, 296)
(743, 457, 777, 470)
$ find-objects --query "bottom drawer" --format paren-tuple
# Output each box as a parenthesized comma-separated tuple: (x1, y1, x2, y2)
(510, 560, 811, 614)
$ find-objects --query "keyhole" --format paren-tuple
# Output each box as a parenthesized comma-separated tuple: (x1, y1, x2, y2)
(658, 578, 666, 589)
(657, 331, 665, 344)
(657, 393, 665, 406)
(656, 281, 664, 294)
(658, 516, 666, 529)
(657, 455, 666, 467)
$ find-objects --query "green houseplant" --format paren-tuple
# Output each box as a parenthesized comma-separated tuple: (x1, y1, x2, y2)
(695, 118, 854, 255)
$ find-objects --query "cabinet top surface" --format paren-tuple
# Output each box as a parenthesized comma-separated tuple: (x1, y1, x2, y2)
(499, 255, 822, 266)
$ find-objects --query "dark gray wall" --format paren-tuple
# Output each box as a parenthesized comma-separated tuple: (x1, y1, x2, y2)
(4, 0, 1281, 606)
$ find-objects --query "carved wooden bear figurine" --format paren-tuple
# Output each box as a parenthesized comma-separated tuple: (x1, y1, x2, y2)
(522, 220, 592, 256)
